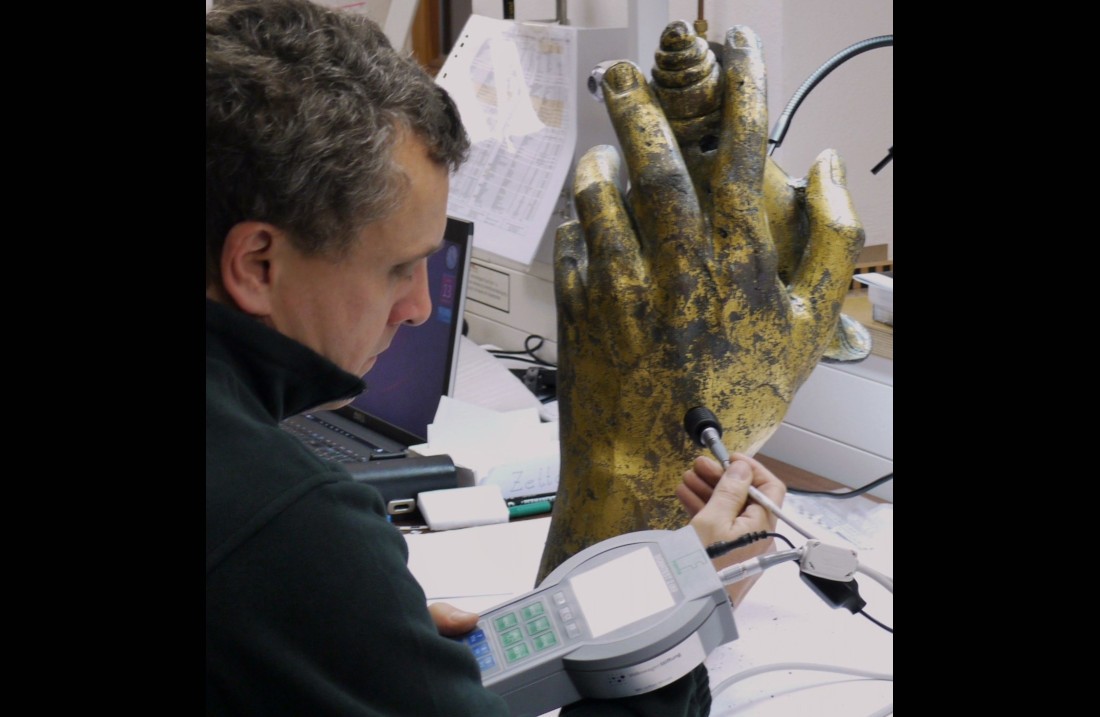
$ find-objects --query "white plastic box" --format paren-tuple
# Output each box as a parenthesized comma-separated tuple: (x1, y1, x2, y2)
(855, 272, 893, 326)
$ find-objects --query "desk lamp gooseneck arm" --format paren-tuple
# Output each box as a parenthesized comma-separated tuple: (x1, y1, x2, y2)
(766, 34, 894, 171)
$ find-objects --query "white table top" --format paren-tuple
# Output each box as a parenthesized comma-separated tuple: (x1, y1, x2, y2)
(405, 491, 893, 717)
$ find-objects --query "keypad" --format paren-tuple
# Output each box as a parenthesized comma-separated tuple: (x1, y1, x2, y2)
(460, 591, 588, 675)
(457, 628, 497, 671)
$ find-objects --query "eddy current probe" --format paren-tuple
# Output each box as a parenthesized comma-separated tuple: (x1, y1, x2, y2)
(683, 406, 818, 540)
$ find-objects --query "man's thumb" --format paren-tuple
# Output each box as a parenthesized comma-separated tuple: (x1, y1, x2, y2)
(702, 460, 752, 517)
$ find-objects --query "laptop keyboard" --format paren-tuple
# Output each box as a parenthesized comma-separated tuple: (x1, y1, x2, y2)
(281, 414, 384, 463)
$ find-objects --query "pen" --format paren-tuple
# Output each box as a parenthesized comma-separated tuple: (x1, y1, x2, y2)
(505, 493, 557, 508)
(508, 500, 554, 519)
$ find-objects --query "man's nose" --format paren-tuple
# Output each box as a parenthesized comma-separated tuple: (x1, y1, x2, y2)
(400, 262, 432, 327)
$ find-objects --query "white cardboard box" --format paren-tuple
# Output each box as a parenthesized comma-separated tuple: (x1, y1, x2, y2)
(854, 272, 893, 325)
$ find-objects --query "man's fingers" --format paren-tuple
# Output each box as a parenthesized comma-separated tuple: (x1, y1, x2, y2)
(693, 460, 752, 525)
(675, 482, 705, 516)
(692, 454, 725, 485)
(680, 470, 716, 503)
(427, 602, 479, 637)
(730, 452, 787, 507)
(735, 502, 773, 532)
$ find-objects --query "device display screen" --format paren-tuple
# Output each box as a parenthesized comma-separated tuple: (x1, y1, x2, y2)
(568, 548, 676, 638)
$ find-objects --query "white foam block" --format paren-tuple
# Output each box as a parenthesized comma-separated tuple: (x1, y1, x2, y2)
(417, 484, 509, 532)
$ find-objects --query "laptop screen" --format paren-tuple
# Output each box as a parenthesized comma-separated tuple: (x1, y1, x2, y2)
(335, 216, 473, 446)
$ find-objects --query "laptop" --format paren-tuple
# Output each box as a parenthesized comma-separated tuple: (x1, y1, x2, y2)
(281, 216, 473, 462)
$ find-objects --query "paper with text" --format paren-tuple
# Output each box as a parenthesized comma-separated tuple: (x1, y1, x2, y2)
(436, 15, 578, 265)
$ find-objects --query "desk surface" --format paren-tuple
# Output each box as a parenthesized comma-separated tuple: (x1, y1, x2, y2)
(704, 481, 893, 716)
(404, 461, 893, 717)
(756, 454, 887, 503)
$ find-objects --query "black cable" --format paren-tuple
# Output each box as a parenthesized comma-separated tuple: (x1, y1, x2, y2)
(788, 473, 893, 499)
(487, 334, 556, 367)
(709, 533, 892, 635)
(859, 609, 893, 634)
(767, 34, 893, 157)
(871, 146, 893, 174)
(490, 354, 551, 366)
(706, 530, 795, 558)
(766, 531, 796, 550)
(524, 334, 547, 357)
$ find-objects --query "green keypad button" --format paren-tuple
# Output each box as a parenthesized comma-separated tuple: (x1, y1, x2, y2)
(494, 613, 518, 631)
(526, 617, 551, 636)
(521, 602, 545, 621)
(533, 632, 558, 651)
(500, 628, 524, 647)
(505, 643, 531, 663)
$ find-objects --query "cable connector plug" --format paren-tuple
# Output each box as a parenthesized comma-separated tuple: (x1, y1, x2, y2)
(798, 539, 858, 581)
(716, 548, 802, 587)
(796, 540, 865, 614)
(705, 531, 769, 558)
(799, 574, 867, 614)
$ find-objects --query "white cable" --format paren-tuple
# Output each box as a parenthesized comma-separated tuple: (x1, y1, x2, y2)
(856, 563, 893, 594)
(746, 484, 818, 541)
(716, 548, 803, 586)
(710, 661, 893, 702)
(701, 428, 819, 540)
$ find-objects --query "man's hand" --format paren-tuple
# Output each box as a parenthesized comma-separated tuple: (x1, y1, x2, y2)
(539, 24, 862, 580)
(428, 602, 479, 637)
(681, 454, 786, 607)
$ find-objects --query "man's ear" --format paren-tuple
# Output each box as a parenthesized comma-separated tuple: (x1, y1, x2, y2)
(220, 222, 282, 316)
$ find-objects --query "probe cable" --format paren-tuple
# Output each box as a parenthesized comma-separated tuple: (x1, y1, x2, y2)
(712, 554, 892, 700)
(709, 662, 893, 710)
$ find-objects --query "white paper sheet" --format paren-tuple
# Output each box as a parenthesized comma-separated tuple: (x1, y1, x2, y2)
(405, 516, 552, 614)
(436, 15, 578, 265)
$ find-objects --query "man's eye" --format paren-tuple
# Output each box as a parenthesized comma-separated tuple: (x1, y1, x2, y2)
(393, 262, 415, 278)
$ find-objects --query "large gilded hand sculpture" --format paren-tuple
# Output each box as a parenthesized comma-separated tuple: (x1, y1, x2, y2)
(650, 21, 872, 362)
(538, 24, 865, 580)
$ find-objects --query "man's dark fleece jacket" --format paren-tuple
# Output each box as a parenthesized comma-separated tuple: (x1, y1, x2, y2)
(206, 299, 712, 715)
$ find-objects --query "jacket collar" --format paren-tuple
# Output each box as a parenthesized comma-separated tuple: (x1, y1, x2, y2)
(206, 299, 365, 421)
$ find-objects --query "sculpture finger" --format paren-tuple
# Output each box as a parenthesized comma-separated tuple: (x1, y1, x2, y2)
(600, 61, 707, 268)
(651, 20, 723, 202)
(572, 145, 646, 307)
(711, 26, 771, 265)
(787, 150, 866, 346)
(763, 158, 807, 285)
(554, 220, 589, 331)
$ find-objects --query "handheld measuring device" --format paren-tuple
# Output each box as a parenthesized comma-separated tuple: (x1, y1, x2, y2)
(455, 526, 737, 716)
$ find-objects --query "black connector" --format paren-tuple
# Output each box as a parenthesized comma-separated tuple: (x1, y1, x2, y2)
(799, 573, 867, 614)
(705, 531, 769, 558)
(510, 367, 557, 402)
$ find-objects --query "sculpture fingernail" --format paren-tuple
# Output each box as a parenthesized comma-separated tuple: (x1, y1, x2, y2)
(604, 62, 640, 93)
(831, 152, 847, 185)
(729, 26, 754, 49)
